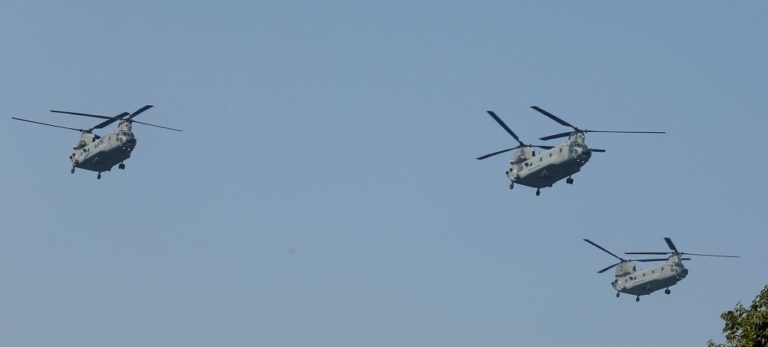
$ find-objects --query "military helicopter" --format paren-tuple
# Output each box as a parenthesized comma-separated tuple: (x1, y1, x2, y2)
(476, 106, 664, 196)
(11, 105, 181, 179)
(584, 238, 738, 302)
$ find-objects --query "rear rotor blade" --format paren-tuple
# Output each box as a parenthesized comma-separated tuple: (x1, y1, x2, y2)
(539, 131, 574, 141)
(598, 262, 619, 274)
(531, 106, 579, 131)
(625, 252, 669, 255)
(535, 145, 554, 150)
(11, 117, 85, 132)
(476, 147, 520, 160)
(664, 237, 679, 253)
(584, 239, 623, 261)
(486, 111, 524, 146)
(589, 148, 606, 153)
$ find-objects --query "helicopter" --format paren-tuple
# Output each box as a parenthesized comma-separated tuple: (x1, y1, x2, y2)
(584, 238, 738, 302)
(476, 106, 664, 196)
(11, 105, 181, 179)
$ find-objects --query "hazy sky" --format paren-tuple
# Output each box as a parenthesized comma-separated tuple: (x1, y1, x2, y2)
(1, 1, 766, 346)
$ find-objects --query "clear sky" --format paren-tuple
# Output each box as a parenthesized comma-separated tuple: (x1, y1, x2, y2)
(1, 1, 766, 346)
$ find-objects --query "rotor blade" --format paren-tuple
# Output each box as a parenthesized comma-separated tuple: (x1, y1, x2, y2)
(131, 120, 183, 132)
(589, 148, 606, 153)
(535, 145, 555, 150)
(486, 111, 524, 146)
(585, 130, 666, 135)
(682, 253, 740, 258)
(539, 131, 574, 141)
(476, 147, 520, 160)
(635, 258, 670, 262)
(126, 105, 154, 120)
(625, 252, 670, 255)
(664, 237, 679, 253)
(90, 112, 130, 130)
(51, 109, 111, 119)
(584, 239, 623, 261)
(11, 117, 84, 132)
(530, 106, 579, 131)
(598, 262, 619, 274)
(681, 257, 692, 261)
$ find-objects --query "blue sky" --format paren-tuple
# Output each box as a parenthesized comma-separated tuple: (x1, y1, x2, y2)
(1, 1, 766, 346)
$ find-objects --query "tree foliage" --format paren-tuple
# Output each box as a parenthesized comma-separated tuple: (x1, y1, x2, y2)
(709, 284, 768, 347)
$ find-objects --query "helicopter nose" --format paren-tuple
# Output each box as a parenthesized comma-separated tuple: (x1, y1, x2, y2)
(576, 147, 592, 160)
(121, 136, 137, 150)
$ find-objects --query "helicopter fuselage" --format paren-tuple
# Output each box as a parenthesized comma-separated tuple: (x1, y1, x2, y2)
(12, 104, 180, 179)
(507, 134, 592, 189)
(71, 127, 136, 173)
(612, 257, 688, 297)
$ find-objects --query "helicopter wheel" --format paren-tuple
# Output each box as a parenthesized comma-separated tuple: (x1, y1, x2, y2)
(566, 177, 574, 184)
(509, 183, 514, 190)
(665, 289, 670, 295)
(70, 167, 75, 174)
(119, 163, 125, 170)
(635, 296, 640, 302)
(97, 172, 101, 180)
(616, 292, 620, 298)
(536, 188, 541, 196)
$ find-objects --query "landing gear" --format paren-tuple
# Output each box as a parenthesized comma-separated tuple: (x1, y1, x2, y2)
(536, 188, 541, 196)
(118, 163, 126, 170)
(97, 172, 102, 180)
(70, 167, 75, 174)
(616, 292, 620, 298)
(635, 296, 640, 302)
(665, 288, 671, 295)
(566, 177, 574, 184)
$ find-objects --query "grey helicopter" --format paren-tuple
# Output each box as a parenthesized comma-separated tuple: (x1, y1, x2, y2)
(476, 106, 664, 196)
(11, 105, 181, 179)
(584, 238, 738, 302)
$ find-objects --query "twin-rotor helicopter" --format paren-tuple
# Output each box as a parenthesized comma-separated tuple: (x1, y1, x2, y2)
(584, 238, 738, 302)
(11, 105, 181, 179)
(477, 106, 665, 195)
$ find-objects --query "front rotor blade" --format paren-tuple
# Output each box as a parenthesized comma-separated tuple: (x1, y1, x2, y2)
(539, 131, 573, 141)
(584, 239, 623, 261)
(476, 147, 519, 160)
(589, 148, 606, 153)
(682, 253, 740, 258)
(90, 112, 130, 130)
(585, 130, 666, 135)
(126, 105, 154, 120)
(131, 120, 183, 132)
(486, 111, 524, 146)
(535, 145, 554, 150)
(51, 109, 111, 119)
(664, 237, 679, 253)
(635, 258, 670, 262)
(598, 262, 619, 274)
(530, 106, 579, 130)
(11, 117, 85, 132)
